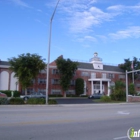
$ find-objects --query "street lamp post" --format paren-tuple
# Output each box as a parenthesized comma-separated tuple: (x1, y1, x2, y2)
(46, 0, 61, 104)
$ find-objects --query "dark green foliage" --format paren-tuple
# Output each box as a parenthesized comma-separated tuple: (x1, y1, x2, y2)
(27, 98, 45, 104)
(8, 53, 46, 91)
(9, 98, 24, 104)
(100, 96, 111, 102)
(110, 90, 126, 101)
(27, 98, 57, 104)
(49, 94, 63, 97)
(75, 78, 84, 95)
(119, 57, 140, 80)
(48, 99, 57, 104)
(0, 98, 8, 105)
(55, 57, 78, 95)
(110, 80, 126, 101)
(66, 94, 79, 97)
(128, 83, 136, 95)
(0, 90, 20, 97)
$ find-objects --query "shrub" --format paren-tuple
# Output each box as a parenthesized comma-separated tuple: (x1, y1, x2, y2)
(27, 98, 45, 104)
(75, 78, 84, 96)
(110, 90, 126, 101)
(67, 94, 78, 97)
(49, 94, 63, 97)
(0, 90, 20, 97)
(110, 80, 126, 101)
(100, 96, 111, 102)
(0, 98, 8, 105)
(48, 99, 57, 104)
(128, 83, 136, 96)
(9, 98, 24, 104)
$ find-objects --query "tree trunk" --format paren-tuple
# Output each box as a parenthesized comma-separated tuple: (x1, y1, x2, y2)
(63, 91, 66, 98)
(25, 88, 27, 95)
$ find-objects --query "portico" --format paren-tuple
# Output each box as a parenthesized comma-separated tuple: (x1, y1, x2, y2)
(88, 78, 111, 96)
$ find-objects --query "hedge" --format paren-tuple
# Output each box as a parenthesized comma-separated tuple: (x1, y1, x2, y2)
(0, 90, 20, 97)
(9, 98, 24, 104)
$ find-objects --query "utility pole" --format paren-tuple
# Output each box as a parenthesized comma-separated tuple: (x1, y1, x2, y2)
(46, 0, 61, 104)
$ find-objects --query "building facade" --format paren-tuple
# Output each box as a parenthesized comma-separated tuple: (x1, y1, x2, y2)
(1, 53, 140, 95)
(0, 61, 19, 91)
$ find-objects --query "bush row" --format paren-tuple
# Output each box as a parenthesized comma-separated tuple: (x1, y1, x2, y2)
(0, 98, 57, 105)
(0, 90, 20, 97)
(100, 96, 111, 102)
(0, 98, 8, 105)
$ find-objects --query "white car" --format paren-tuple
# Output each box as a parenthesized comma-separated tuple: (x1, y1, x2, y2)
(20, 92, 46, 101)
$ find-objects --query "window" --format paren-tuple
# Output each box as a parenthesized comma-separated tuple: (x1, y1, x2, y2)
(38, 89, 46, 94)
(52, 69, 59, 74)
(66, 90, 75, 95)
(40, 70, 46, 74)
(108, 73, 114, 79)
(102, 73, 106, 79)
(81, 72, 89, 77)
(91, 73, 96, 78)
(51, 79, 60, 84)
(119, 75, 125, 79)
(38, 78, 46, 84)
(51, 90, 61, 95)
(70, 80, 75, 86)
(27, 88, 34, 94)
(136, 84, 140, 88)
(31, 79, 35, 84)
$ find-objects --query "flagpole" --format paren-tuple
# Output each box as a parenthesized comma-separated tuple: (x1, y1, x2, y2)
(132, 72, 134, 84)
(131, 61, 134, 84)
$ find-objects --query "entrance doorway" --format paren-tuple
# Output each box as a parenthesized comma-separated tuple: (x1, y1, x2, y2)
(93, 84, 104, 94)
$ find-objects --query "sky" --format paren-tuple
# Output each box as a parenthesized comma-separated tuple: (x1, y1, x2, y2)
(0, 0, 140, 65)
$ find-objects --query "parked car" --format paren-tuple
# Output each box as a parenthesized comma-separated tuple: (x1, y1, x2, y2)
(20, 92, 46, 101)
(0, 92, 7, 98)
(88, 93, 104, 99)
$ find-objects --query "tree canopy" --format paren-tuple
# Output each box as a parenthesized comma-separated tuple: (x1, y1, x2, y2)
(8, 53, 46, 94)
(55, 57, 78, 97)
(119, 57, 140, 80)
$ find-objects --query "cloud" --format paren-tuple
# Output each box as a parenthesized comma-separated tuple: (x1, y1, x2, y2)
(107, 4, 140, 14)
(62, 6, 112, 33)
(107, 5, 125, 11)
(37, 9, 43, 12)
(84, 35, 97, 42)
(11, 0, 31, 8)
(109, 26, 140, 40)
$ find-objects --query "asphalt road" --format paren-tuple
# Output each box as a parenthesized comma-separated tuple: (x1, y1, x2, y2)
(0, 103, 140, 140)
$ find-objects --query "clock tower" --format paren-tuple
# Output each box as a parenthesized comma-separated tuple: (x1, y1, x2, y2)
(89, 52, 103, 70)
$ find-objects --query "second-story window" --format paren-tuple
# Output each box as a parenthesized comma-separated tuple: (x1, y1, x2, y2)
(38, 78, 46, 84)
(102, 73, 106, 78)
(70, 80, 75, 86)
(51, 79, 60, 84)
(119, 75, 125, 79)
(81, 72, 89, 77)
(52, 69, 59, 74)
(108, 73, 114, 79)
(91, 73, 96, 78)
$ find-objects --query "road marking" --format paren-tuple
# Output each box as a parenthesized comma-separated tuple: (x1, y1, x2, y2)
(117, 111, 130, 115)
(114, 136, 128, 139)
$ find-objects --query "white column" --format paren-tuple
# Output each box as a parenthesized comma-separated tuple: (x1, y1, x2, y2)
(100, 80, 102, 93)
(107, 81, 110, 96)
(91, 81, 93, 95)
